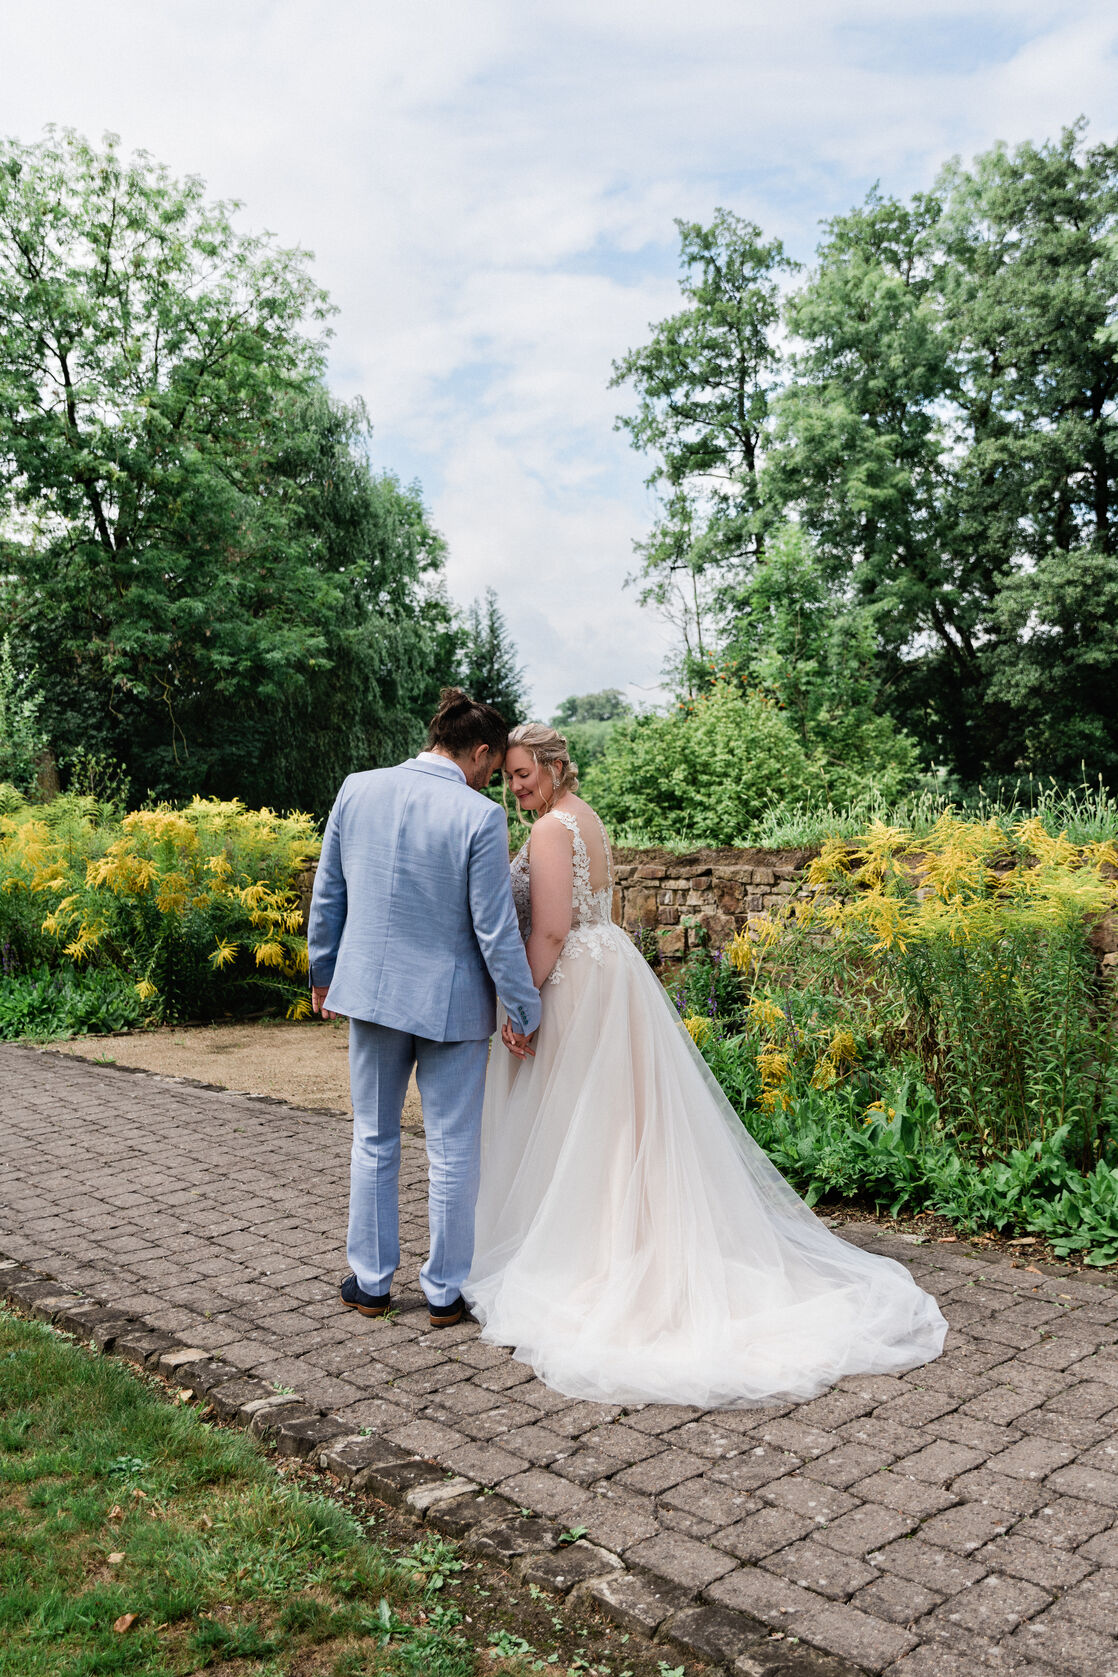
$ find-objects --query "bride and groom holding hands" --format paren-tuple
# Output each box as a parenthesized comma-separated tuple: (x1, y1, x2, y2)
(309, 688, 946, 1407)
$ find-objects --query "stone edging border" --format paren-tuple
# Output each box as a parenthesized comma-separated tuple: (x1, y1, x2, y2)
(0, 1253, 864, 1677)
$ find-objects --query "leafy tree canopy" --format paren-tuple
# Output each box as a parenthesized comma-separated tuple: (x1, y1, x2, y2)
(613, 124, 1118, 790)
(552, 689, 632, 726)
(0, 129, 452, 813)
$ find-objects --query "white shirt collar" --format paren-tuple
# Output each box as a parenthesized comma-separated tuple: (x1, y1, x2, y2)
(416, 750, 467, 783)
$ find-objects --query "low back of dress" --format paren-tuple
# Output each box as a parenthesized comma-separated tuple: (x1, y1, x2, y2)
(510, 803, 614, 938)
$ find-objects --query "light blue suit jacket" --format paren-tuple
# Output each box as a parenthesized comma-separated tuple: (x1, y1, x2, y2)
(308, 757, 540, 1042)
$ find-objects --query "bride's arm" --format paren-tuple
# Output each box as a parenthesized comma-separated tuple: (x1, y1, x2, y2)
(525, 815, 573, 987)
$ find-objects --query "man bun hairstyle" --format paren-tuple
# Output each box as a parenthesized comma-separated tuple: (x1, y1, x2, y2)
(426, 687, 509, 758)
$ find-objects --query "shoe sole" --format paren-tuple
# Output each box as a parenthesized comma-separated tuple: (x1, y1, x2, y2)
(340, 1293, 390, 1319)
(428, 1308, 465, 1328)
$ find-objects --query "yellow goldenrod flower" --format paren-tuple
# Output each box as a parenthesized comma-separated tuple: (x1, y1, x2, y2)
(253, 940, 289, 970)
(135, 980, 158, 1002)
(748, 996, 785, 1033)
(209, 939, 240, 970)
(724, 929, 753, 972)
(286, 993, 313, 1020)
(683, 1015, 713, 1046)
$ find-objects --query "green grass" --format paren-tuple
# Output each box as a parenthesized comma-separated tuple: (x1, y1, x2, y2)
(0, 1309, 686, 1677)
(0, 1309, 498, 1676)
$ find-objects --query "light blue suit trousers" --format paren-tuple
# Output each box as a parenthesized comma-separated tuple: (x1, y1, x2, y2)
(347, 1021, 489, 1306)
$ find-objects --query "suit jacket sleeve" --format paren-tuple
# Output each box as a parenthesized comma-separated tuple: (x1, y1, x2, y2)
(307, 784, 348, 989)
(469, 805, 542, 1035)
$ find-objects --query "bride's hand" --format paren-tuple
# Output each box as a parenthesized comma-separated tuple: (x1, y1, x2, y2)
(502, 1020, 535, 1059)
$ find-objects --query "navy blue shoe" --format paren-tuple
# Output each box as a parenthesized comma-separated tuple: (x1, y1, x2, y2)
(339, 1274, 391, 1318)
(426, 1295, 468, 1328)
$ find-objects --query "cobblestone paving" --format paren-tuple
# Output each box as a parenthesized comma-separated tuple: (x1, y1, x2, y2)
(4, 1042, 1118, 1676)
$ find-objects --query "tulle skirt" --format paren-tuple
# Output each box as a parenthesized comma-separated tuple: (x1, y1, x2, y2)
(465, 926, 947, 1408)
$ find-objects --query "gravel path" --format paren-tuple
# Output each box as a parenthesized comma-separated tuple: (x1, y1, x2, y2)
(3, 1042, 1118, 1676)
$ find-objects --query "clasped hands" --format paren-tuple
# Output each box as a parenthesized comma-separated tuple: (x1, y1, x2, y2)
(314, 984, 534, 1060)
(502, 1019, 536, 1060)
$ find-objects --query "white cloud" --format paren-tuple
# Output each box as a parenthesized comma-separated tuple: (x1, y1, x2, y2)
(1, 0, 1116, 716)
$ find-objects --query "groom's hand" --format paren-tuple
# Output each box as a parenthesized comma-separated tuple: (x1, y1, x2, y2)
(502, 1020, 536, 1059)
(312, 985, 337, 1020)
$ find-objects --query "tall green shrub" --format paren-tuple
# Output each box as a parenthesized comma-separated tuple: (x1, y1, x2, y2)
(583, 680, 812, 844)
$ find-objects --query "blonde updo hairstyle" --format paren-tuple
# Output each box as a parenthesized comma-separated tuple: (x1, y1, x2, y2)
(505, 722, 580, 824)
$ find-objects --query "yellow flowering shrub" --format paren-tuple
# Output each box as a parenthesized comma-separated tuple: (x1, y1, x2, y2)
(0, 793, 320, 1023)
(752, 811, 1118, 1160)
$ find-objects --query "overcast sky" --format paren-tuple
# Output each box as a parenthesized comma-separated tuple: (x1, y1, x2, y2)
(3, 0, 1117, 717)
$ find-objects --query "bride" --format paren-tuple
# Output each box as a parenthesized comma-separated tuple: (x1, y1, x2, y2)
(464, 723, 947, 1408)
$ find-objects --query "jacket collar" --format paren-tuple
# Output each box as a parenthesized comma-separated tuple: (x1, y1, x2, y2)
(404, 755, 469, 785)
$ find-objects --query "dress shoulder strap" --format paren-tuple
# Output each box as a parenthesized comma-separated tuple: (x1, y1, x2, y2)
(548, 808, 582, 842)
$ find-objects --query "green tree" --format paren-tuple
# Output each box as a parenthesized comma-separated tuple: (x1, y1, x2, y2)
(0, 129, 448, 811)
(722, 526, 918, 802)
(0, 635, 48, 795)
(551, 690, 633, 773)
(611, 210, 796, 676)
(458, 588, 529, 723)
(582, 681, 813, 845)
(773, 126, 1118, 782)
(552, 689, 631, 725)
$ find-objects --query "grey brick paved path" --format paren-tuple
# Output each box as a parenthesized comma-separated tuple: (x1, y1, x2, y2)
(4, 1043, 1118, 1676)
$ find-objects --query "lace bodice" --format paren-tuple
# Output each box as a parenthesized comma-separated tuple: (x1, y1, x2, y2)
(510, 808, 615, 983)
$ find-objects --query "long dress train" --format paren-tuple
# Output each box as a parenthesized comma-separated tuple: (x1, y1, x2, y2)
(464, 809, 947, 1408)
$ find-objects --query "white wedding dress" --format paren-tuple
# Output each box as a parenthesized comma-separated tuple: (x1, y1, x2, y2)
(465, 808, 947, 1408)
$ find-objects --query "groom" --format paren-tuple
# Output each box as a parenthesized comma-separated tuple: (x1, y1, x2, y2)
(308, 689, 540, 1328)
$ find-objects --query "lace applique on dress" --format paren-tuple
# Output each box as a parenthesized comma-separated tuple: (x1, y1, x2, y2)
(545, 809, 614, 985)
(510, 840, 532, 939)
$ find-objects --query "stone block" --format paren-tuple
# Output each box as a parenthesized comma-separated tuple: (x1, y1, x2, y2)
(319, 1433, 412, 1482)
(249, 1397, 312, 1438)
(794, 1597, 917, 1672)
(759, 1475, 858, 1523)
(764, 1538, 878, 1602)
(2, 1274, 65, 1309)
(405, 1476, 478, 1516)
(53, 1299, 110, 1338)
(869, 1537, 987, 1595)
(814, 1503, 918, 1557)
(468, 1515, 560, 1561)
(664, 1604, 771, 1667)
(1013, 1494, 1115, 1548)
(851, 1571, 941, 1626)
(975, 1533, 1093, 1590)
(89, 1314, 142, 1353)
(522, 1540, 621, 1595)
(275, 1413, 351, 1458)
(154, 1346, 213, 1379)
(112, 1328, 180, 1368)
(206, 1377, 276, 1420)
(582, 1569, 693, 1636)
(1008, 1613, 1118, 1676)
(428, 1490, 519, 1537)
(627, 1530, 736, 1591)
(915, 1500, 1014, 1553)
(175, 1357, 237, 1397)
(356, 1457, 449, 1506)
(28, 1291, 82, 1324)
(923, 1569, 1052, 1636)
(1046, 1462, 1118, 1507)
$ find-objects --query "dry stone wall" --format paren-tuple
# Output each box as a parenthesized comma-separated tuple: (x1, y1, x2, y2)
(611, 846, 817, 961)
(611, 846, 1118, 976)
